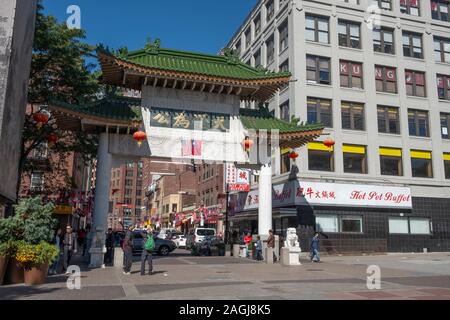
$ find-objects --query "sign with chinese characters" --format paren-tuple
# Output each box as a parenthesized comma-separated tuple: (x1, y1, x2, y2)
(232, 181, 412, 211)
(226, 163, 250, 192)
(150, 107, 230, 132)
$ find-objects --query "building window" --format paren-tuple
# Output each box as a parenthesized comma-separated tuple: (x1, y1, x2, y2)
(308, 142, 334, 172)
(340, 61, 363, 88)
(340, 216, 363, 233)
(408, 109, 429, 137)
(411, 150, 433, 178)
(126, 170, 133, 177)
(254, 49, 261, 67)
(375, 66, 397, 93)
(245, 28, 251, 50)
(235, 41, 241, 55)
(280, 149, 291, 174)
(172, 204, 177, 212)
(380, 147, 403, 176)
(400, 0, 421, 16)
(441, 113, 450, 138)
(280, 101, 290, 122)
(279, 20, 289, 52)
(316, 215, 338, 233)
(437, 74, 450, 100)
(305, 15, 329, 44)
(30, 172, 44, 191)
(126, 163, 134, 168)
(338, 20, 361, 48)
(316, 215, 363, 233)
(372, 0, 392, 9)
(306, 55, 331, 85)
(377, 106, 400, 134)
(431, 1, 450, 22)
(389, 217, 431, 234)
(341, 102, 365, 130)
(403, 32, 423, 59)
(279, 59, 289, 90)
(343, 144, 367, 174)
(254, 14, 261, 37)
(434, 37, 450, 63)
(444, 153, 450, 178)
(405, 70, 426, 97)
(266, 36, 274, 64)
(341, 0, 360, 3)
(32, 142, 48, 159)
(266, 0, 275, 22)
(307, 98, 332, 127)
(373, 28, 395, 54)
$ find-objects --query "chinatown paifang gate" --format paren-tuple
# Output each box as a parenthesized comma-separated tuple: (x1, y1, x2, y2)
(49, 39, 324, 267)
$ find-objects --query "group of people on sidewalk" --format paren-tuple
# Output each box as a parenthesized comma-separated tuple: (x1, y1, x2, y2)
(48, 225, 82, 275)
(237, 229, 321, 263)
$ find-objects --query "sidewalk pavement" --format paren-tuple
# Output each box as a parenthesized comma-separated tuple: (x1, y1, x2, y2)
(1, 250, 450, 300)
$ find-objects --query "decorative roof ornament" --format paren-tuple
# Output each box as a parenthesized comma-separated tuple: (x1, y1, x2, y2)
(145, 37, 161, 55)
(222, 48, 241, 65)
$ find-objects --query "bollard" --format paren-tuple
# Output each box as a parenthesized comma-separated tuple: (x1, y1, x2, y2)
(232, 244, 240, 258)
(280, 247, 290, 266)
(265, 247, 274, 264)
(113, 247, 124, 269)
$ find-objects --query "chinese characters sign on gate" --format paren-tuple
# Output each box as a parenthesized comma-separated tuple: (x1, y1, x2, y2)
(226, 163, 250, 192)
(150, 107, 230, 132)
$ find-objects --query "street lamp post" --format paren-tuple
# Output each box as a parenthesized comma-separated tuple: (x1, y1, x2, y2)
(225, 184, 230, 245)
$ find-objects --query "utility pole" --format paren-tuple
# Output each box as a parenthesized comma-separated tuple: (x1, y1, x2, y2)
(225, 183, 230, 245)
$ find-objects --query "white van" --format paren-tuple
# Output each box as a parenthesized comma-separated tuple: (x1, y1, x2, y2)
(157, 228, 178, 239)
(187, 228, 216, 245)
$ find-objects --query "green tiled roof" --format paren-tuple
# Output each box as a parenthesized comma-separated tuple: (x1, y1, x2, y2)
(99, 39, 291, 81)
(239, 108, 324, 134)
(51, 96, 142, 122)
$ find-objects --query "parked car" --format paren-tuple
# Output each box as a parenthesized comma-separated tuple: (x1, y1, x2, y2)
(117, 231, 177, 256)
(157, 228, 178, 240)
(191, 235, 225, 256)
(186, 228, 216, 248)
(172, 234, 187, 248)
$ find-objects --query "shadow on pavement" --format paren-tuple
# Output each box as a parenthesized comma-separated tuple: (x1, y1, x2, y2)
(0, 285, 61, 300)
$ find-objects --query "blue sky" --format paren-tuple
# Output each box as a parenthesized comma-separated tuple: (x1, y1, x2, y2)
(42, 0, 257, 55)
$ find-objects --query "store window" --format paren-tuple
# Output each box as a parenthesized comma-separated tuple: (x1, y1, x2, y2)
(308, 142, 334, 172)
(375, 66, 397, 93)
(307, 55, 331, 85)
(403, 32, 423, 59)
(316, 215, 363, 233)
(343, 144, 367, 174)
(444, 153, 450, 179)
(408, 109, 429, 137)
(377, 106, 400, 134)
(305, 15, 329, 44)
(411, 150, 433, 178)
(380, 147, 403, 176)
(405, 70, 426, 97)
(389, 217, 431, 234)
(316, 215, 338, 233)
(431, 1, 450, 22)
(338, 20, 361, 48)
(373, 27, 395, 54)
(388, 217, 409, 234)
(307, 98, 332, 127)
(341, 216, 363, 233)
(340, 61, 363, 89)
(437, 74, 450, 100)
(400, 0, 421, 16)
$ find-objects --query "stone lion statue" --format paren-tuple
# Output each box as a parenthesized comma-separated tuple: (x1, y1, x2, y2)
(284, 228, 300, 249)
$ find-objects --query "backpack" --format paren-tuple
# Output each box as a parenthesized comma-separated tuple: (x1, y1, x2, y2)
(144, 234, 155, 251)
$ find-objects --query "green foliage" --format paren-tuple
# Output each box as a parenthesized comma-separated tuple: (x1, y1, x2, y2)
(34, 241, 58, 265)
(14, 240, 58, 269)
(0, 241, 18, 258)
(0, 197, 57, 245)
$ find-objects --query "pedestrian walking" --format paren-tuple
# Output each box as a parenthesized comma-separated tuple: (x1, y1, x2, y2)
(255, 235, 263, 261)
(104, 228, 114, 264)
(310, 233, 321, 263)
(244, 232, 252, 258)
(140, 227, 154, 276)
(63, 225, 77, 274)
(48, 228, 62, 275)
(267, 229, 277, 262)
(123, 225, 134, 275)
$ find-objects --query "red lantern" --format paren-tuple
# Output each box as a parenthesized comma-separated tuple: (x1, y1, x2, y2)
(133, 130, 147, 147)
(33, 112, 49, 128)
(288, 151, 299, 160)
(323, 138, 335, 149)
(47, 133, 58, 148)
(242, 137, 254, 151)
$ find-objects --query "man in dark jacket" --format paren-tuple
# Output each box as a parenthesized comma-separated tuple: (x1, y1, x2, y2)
(140, 227, 153, 276)
(63, 226, 77, 275)
(267, 229, 277, 262)
(310, 233, 320, 262)
(104, 228, 114, 264)
(123, 226, 134, 274)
